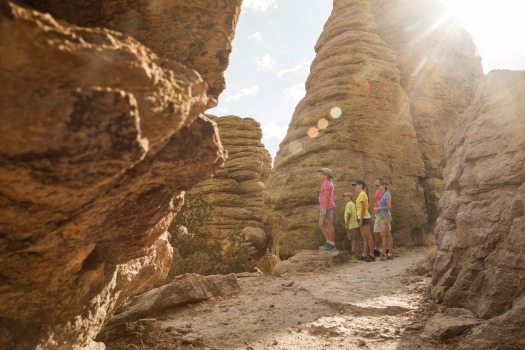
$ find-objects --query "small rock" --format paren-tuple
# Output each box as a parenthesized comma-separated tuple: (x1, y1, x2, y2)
(357, 339, 366, 347)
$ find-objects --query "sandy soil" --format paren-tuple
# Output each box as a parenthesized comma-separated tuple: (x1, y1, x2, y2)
(152, 248, 446, 350)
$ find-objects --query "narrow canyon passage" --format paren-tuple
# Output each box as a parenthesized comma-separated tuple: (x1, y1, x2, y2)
(155, 249, 437, 350)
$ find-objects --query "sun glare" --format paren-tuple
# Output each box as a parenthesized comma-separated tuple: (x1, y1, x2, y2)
(440, 0, 525, 72)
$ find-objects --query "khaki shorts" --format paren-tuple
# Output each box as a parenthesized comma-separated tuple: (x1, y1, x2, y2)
(377, 214, 392, 230)
(347, 228, 359, 241)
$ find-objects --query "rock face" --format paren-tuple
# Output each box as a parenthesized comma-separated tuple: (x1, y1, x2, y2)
(432, 70, 525, 349)
(372, 0, 483, 222)
(266, 0, 428, 255)
(189, 116, 272, 241)
(23, 0, 242, 105)
(0, 1, 240, 348)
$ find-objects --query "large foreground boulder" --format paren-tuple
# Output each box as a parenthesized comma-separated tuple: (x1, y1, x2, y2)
(0, 1, 240, 348)
(432, 70, 525, 349)
(22, 0, 242, 105)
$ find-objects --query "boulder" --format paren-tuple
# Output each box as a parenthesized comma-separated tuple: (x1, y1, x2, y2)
(276, 250, 350, 275)
(105, 274, 241, 327)
(432, 70, 525, 349)
(422, 308, 482, 341)
(0, 1, 240, 348)
(22, 0, 243, 105)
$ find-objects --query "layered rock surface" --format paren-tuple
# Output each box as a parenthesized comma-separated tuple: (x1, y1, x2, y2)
(23, 0, 242, 105)
(266, 0, 428, 255)
(189, 116, 272, 243)
(0, 1, 239, 348)
(432, 70, 525, 349)
(372, 0, 483, 222)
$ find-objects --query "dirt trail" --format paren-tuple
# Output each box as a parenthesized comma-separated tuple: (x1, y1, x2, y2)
(156, 249, 442, 350)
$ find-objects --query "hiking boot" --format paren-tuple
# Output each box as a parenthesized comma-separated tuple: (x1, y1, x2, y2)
(322, 243, 336, 251)
(356, 254, 367, 260)
(365, 255, 375, 262)
(380, 255, 388, 261)
(373, 249, 380, 257)
(387, 254, 393, 260)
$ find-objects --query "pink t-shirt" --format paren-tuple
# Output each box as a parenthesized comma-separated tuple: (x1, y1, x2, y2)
(319, 180, 335, 209)
(374, 189, 382, 207)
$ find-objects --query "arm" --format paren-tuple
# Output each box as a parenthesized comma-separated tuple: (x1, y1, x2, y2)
(359, 201, 365, 226)
(345, 211, 351, 227)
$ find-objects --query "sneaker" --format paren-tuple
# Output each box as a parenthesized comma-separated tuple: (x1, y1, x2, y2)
(380, 255, 388, 261)
(356, 254, 367, 260)
(322, 243, 336, 251)
(365, 255, 376, 262)
(374, 249, 380, 257)
(319, 242, 329, 250)
(387, 254, 393, 260)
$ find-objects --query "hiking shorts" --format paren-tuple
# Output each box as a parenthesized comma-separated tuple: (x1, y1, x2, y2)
(319, 208, 334, 219)
(377, 214, 392, 230)
(347, 228, 359, 241)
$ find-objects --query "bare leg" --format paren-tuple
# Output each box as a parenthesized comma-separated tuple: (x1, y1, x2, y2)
(373, 231, 380, 250)
(363, 224, 374, 255)
(359, 224, 368, 255)
(325, 217, 335, 242)
(319, 218, 328, 241)
(380, 224, 388, 255)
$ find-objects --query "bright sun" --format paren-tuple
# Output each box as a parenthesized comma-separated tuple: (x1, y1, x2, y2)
(440, 0, 525, 72)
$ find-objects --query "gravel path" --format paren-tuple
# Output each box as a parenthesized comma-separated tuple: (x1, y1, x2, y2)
(157, 248, 441, 350)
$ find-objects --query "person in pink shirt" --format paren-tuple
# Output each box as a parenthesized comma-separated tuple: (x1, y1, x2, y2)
(372, 178, 384, 256)
(318, 168, 336, 250)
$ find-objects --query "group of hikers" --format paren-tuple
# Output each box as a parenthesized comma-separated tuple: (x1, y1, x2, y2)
(317, 168, 393, 262)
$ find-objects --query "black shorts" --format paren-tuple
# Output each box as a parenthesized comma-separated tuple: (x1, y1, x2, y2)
(359, 218, 371, 225)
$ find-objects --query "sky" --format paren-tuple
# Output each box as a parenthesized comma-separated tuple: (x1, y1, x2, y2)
(208, 0, 525, 160)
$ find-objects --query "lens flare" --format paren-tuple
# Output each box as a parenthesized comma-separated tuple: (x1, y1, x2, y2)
(289, 140, 303, 155)
(330, 107, 342, 119)
(307, 127, 319, 138)
(317, 118, 329, 130)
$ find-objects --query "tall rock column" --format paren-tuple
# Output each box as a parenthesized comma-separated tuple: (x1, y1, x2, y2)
(188, 116, 272, 241)
(432, 70, 525, 349)
(266, 0, 428, 256)
(372, 0, 483, 222)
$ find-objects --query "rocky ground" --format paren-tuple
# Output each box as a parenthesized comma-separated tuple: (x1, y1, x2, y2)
(104, 248, 462, 350)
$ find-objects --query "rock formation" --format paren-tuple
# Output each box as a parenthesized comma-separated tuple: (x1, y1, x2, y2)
(188, 116, 272, 246)
(372, 0, 483, 222)
(266, 0, 428, 255)
(22, 0, 242, 105)
(0, 1, 240, 348)
(432, 70, 525, 349)
(266, 0, 483, 255)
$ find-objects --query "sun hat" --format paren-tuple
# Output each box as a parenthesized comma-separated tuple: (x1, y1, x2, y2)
(342, 192, 353, 197)
(318, 168, 334, 179)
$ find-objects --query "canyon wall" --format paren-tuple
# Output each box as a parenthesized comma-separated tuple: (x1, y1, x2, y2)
(266, 0, 428, 256)
(189, 116, 272, 241)
(266, 0, 482, 255)
(0, 1, 240, 348)
(432, 70, 525, 349)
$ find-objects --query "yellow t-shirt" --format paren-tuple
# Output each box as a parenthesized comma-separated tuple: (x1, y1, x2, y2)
(356, 191, 371, 219)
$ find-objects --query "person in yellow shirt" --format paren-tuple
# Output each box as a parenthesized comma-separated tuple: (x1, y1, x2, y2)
(343, 192, 359, 257)
(352, 180, 375, 262)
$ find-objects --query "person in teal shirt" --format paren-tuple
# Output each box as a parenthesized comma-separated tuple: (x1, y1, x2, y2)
(343, 192, 359, 257)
